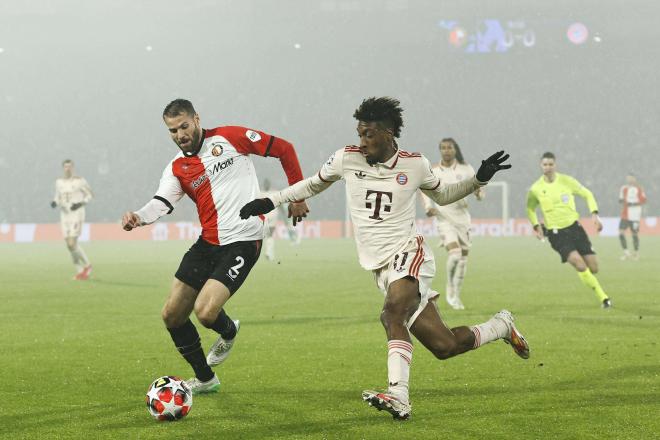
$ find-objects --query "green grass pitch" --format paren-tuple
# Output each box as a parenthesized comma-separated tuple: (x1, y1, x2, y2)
(2, 236, 659, 439)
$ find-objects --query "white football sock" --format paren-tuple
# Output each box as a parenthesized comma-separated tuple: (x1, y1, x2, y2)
(453, 256, 468, 299)
(387, 340, 413, 402)
(470, 317, 509, 348)
(73, 245, 89, 266)
(446, 249, 461, 299)
(69, 248, 83, 271)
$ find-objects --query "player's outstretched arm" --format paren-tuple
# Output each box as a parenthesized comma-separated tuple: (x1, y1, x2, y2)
(239, 174, 335, 223)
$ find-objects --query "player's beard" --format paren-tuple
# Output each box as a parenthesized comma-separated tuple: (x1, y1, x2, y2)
(178, 127, 202, 156)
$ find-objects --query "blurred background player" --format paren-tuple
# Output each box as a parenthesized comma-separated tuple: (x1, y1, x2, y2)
(421, 138, 484, 310)
(618, 173, 646, 260)
(261, 179, 279, 261)
(122, 99, 308, 394)
(261, 179, 303, 262)
(240, 97, 528, 420)
(526, 152, 612, 308)
(51, 159, 93, 280)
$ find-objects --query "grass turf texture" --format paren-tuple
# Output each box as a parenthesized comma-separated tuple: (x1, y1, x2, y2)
(2, 236, 659, 439)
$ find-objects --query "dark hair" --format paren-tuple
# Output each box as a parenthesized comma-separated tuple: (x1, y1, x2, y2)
(353, 97, 404, 138)
(541, 152, 555, 160)
(163, 99, 197, 118)
(62, 159, 73, 166)
(440, 138, 465, 164)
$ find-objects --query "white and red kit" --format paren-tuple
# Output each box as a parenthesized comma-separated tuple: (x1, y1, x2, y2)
(268, 146, 484, 326)
(420, 161, 478, 249)
(619, 184, 646, 222)
(136, 126, 304, 245)
(53, 176, 93, 238)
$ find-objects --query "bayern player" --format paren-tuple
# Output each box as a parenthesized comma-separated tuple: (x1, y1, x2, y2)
(421, 138, 484, 310)
(618, 174, 646, 260)
(121, 99, 308, 394)
(51, 159, 93, 280)
(526, 152, 611, 308)
(240, 97, 529, 420)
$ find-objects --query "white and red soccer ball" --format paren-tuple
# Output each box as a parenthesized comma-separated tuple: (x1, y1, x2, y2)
(145, 376, 192, 421)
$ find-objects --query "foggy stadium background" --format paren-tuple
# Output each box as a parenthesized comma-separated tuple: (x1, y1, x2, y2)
(0, 0, 657, 224)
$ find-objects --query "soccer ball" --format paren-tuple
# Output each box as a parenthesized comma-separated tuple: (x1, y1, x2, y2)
(145, 376, 193, 421)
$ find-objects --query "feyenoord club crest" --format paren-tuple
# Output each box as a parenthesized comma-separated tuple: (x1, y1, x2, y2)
(211, 143, 223, 156)
(396, 173, 408, 185)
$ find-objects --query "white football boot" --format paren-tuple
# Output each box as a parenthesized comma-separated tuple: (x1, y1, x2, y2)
(362, 390, 411, 420)
(184, 374, 220, 395)
(494, 310, 530, 359)
(206, 320, 240, 367)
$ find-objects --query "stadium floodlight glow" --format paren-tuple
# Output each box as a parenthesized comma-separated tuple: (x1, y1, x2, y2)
(567, 23, 589, 45)
(0, 48, 4, 54)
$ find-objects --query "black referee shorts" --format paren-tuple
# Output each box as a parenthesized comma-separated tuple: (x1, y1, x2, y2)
(547, 221, 595, 263)
(175, 237, 262, 294)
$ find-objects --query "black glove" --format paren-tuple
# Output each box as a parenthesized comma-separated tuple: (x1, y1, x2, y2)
(50, 201, 57, 208)
(70, 202, 84, 211)
(476, 150, 511, 182)
(239, 198, 275, 219)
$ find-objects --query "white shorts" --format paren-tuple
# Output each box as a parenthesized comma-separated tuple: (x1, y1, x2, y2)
(372, 236, 439, 329)
(437, 221, 472, 250)
(60, 211, 84, 238)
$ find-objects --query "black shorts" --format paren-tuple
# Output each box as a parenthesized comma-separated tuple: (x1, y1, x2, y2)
(175, 238, 262, 294)
(547, 221, 595, 263)
(619, 219, 640, 232)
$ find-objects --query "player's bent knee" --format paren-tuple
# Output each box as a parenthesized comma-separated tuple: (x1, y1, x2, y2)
(194, 304, 219, 328)
(161, 305, 186, 329)
(431, 340, 458, 360)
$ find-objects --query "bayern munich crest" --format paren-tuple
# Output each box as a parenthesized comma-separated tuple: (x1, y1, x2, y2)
(396, 173, 408, 185)
(211, 143, 223, 156)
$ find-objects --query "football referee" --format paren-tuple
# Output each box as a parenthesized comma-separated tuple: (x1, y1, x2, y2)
(526, 152, 612, 308)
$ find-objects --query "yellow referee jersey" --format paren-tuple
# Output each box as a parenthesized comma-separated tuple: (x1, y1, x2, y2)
(526, 173, 598, 230)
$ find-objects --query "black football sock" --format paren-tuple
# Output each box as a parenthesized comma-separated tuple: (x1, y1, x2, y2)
(633, 234, 639, 251)
(210, 309, 237, 340)
(619, 234, 627, 250)
(167, 319, 214, 382)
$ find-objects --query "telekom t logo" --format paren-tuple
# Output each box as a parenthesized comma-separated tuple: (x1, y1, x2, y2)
(365, 190, 393, 220)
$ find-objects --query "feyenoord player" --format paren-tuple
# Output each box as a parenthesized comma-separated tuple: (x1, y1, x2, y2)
(121, 99, 308, 394)
(618, 174, 646, 260)
(526, 152, 611, 308)
(240, 97, 529, 419)
(421, 138, 484, 310)
(51, 159, 93, 280)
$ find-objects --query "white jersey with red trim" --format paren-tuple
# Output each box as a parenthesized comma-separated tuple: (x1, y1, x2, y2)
(136, 126, 304, 245)
(54, 176, 93, 219)
(619, 184, 646, 221)
(420, 162, 476, 227)
(269, 146, 483, 270)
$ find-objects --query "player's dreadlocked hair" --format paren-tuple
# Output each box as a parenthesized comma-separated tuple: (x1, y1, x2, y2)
(440, 138, 466, 164)
(353, 97, 404, 138)
(163, 99, 197, 118)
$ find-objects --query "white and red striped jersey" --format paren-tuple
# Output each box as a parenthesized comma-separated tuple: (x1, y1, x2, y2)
(136, 126, 303, 245)
(420, 161, 476, 227)
(619, 184, 646, 221)
(54, 176, 93, 216)
(269, 146, 484, 270)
